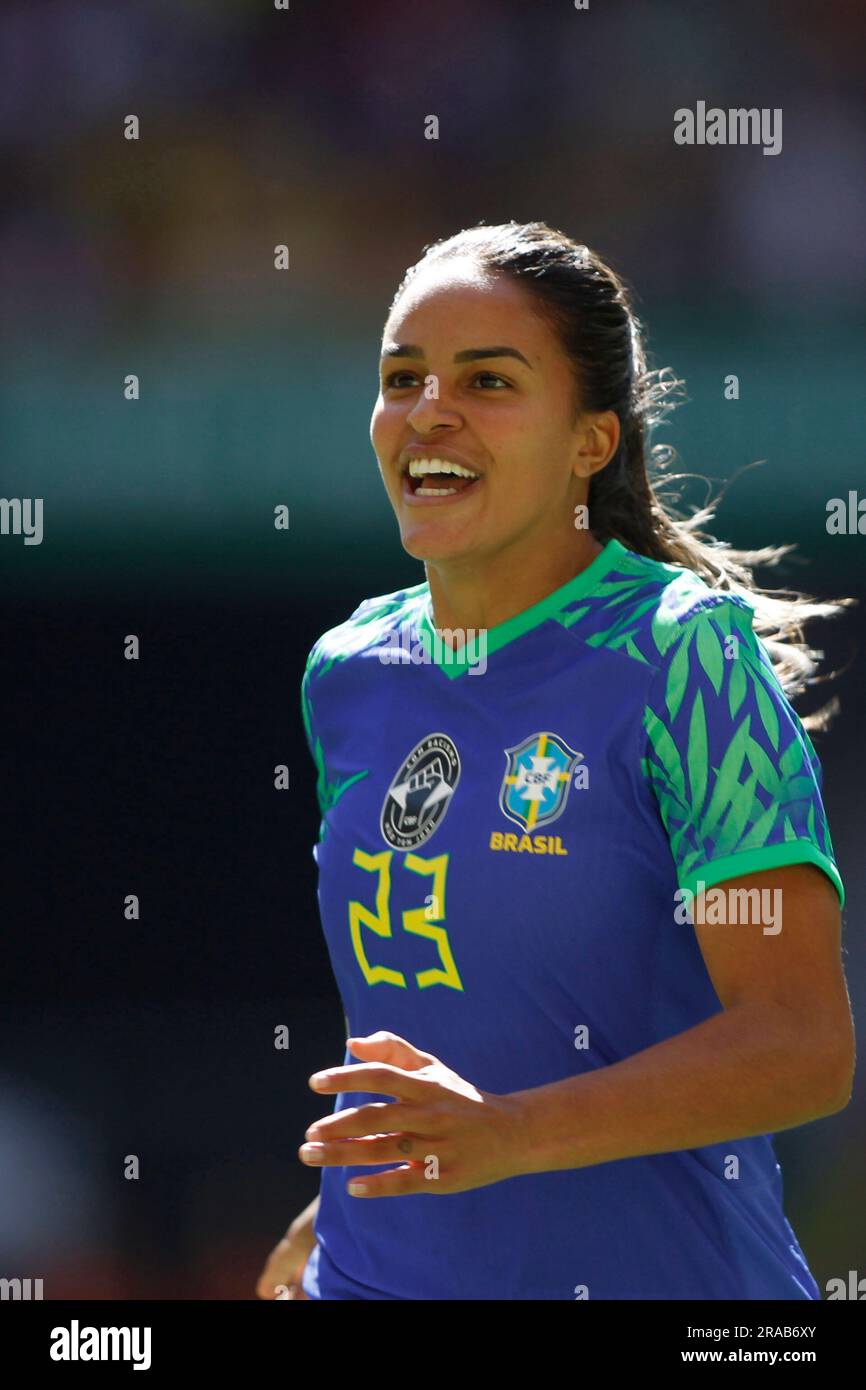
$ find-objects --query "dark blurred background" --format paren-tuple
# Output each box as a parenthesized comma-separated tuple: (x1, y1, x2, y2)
(1, 0, 864, 1298)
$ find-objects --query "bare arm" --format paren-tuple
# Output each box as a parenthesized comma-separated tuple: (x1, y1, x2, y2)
(256, 1194, 320, 1299)
(289, 1192, 320, 1235)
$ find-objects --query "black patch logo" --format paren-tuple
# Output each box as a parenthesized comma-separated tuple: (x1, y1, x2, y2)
(380, 733, 460, 850)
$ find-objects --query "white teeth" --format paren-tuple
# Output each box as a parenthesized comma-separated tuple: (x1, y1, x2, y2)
(408, 457, 480, 480)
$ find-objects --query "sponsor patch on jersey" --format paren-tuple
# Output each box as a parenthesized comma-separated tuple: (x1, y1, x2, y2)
(380, 733, 461, 849)
(499, 731, 584, 832)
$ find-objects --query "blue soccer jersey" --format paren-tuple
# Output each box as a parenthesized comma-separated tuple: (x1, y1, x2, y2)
(298, 536, 844, 1300)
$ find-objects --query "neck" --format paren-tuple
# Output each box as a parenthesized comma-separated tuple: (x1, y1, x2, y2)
(425, 529, 605, 637)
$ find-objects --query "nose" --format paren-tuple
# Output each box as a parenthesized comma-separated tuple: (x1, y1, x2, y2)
(405, 388, 462, 432)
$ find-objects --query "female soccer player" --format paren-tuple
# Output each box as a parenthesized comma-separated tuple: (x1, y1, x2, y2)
(258, 221, 854, 1301)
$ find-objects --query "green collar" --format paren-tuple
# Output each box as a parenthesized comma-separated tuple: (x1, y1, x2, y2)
(416, 536, 628, 678)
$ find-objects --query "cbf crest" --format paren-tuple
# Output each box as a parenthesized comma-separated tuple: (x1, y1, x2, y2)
(499, 732, 584, 832)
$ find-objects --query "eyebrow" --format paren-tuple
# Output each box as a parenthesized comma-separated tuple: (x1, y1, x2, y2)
(381, 344, 533, 369)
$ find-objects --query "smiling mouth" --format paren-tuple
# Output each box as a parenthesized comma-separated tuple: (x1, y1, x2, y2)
(403, 458, 483, 496)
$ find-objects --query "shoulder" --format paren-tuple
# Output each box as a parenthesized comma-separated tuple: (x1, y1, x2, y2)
(587, 541, 761, 677)
(622, 550, 817, 797)
(303, 581, 428, 684)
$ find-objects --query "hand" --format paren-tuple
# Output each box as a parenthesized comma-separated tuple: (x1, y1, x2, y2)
(256, 1226, 315, 1300)
(298, 1031, 523, 1197)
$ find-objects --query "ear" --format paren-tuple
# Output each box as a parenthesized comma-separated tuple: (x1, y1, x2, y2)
(572, 411, 621, 478)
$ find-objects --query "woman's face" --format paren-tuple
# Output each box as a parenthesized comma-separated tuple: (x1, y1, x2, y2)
(370, 259, 612, 566)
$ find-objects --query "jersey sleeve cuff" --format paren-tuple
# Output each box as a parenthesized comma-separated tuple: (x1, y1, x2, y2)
(679, 842, 845, 911)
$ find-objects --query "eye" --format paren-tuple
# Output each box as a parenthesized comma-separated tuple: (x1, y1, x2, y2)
(472, 372, 510, 389)
(382, 371, 419, 389)
(381, 369, 512, 391)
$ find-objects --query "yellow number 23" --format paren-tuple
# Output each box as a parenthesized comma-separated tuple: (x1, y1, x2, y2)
(348, 848, 463, 991)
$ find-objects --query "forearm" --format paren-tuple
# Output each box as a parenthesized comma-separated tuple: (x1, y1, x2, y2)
(288, 1193, 320, 1238)
(508, 1002, 845, 1176)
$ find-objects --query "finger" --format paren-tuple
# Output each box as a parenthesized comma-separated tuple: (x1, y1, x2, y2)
(306, 1100, 420, 1140)
(346, 1031, 438, 1070)
(309, 1061, 431, 1101)
(299, 1132, 431, 1168)
(344, 1164, 425, 1198)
